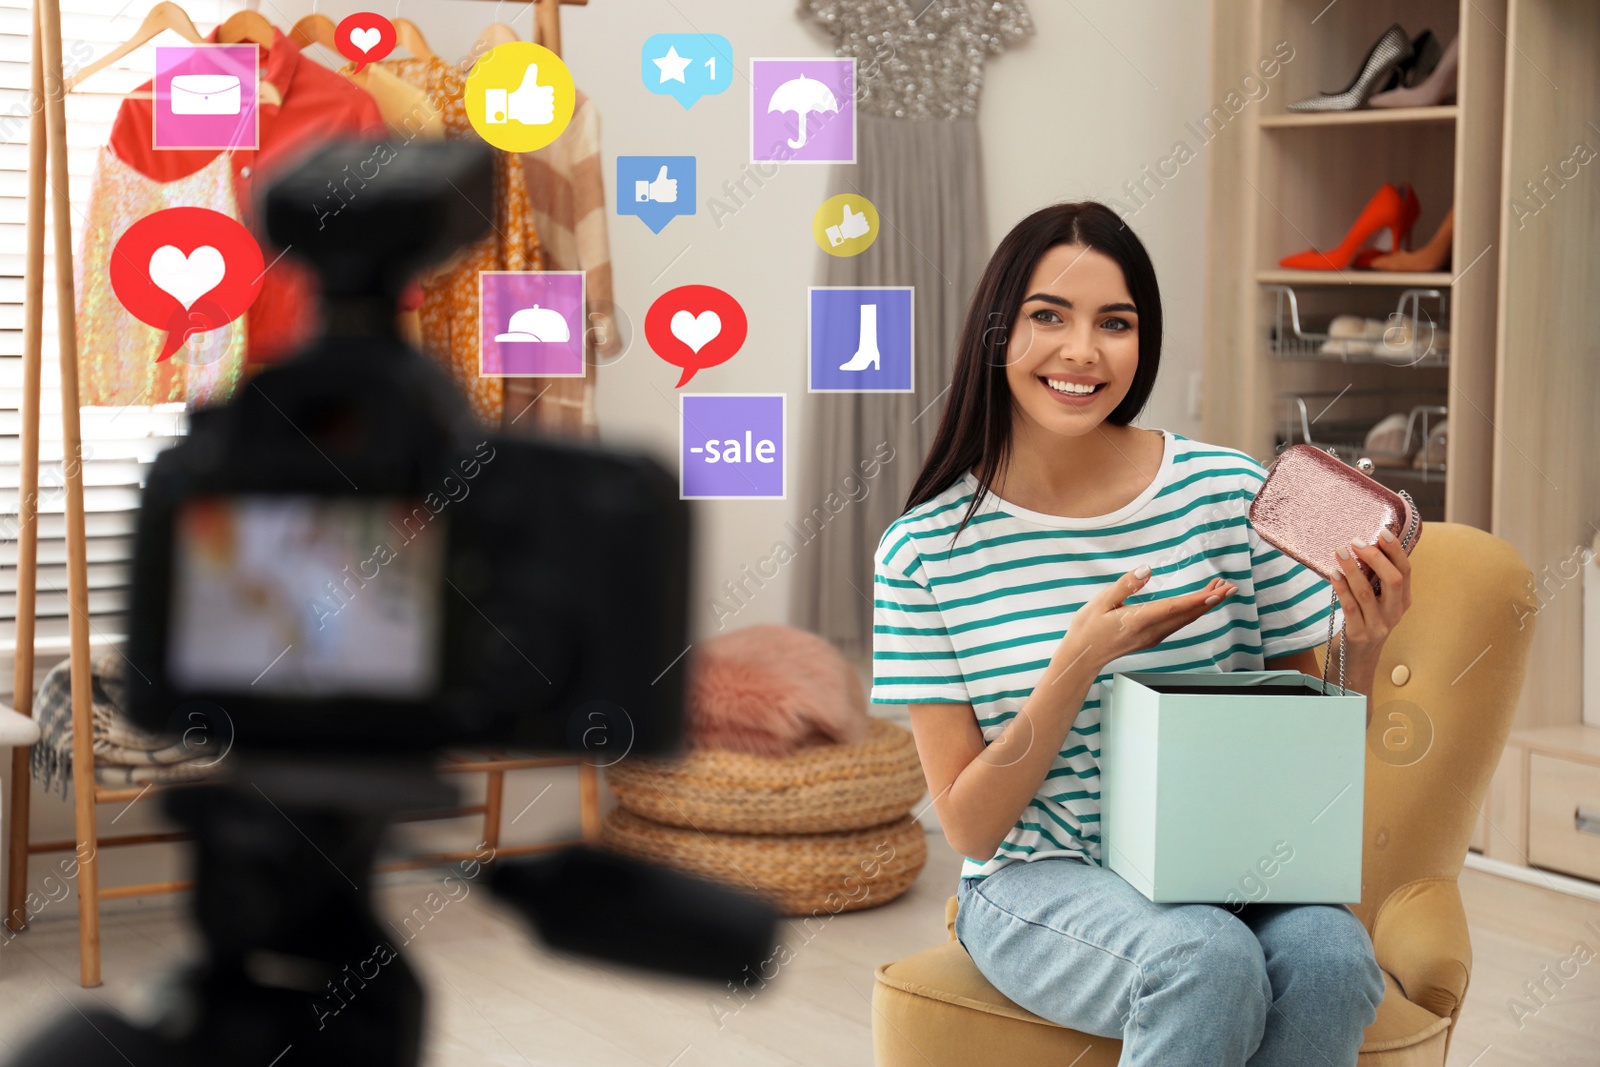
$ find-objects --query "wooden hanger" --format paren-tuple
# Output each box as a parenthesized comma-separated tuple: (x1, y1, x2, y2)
(213, 9, 285, 107)
(474, 22, 520, 51)
(289, 12, 339, 54)
(483, 22, 519, 47)
(65, 2, 282, 106)
(391, 2, 437, 62)
(464, 0, 585, 60)
(216, 8, 276, 48)
(470, 0, 521, 57)
(64, 2, 203, 91)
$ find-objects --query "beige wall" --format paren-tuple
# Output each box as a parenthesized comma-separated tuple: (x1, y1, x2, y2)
(257, 0, 1215, 637)
(1, 0, 1215, 919)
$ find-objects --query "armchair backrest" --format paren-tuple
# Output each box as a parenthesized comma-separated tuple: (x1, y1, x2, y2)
(1339, 522, 1537, 934)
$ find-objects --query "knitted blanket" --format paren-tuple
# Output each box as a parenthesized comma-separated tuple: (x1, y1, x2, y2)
(31, 651, 217, 797)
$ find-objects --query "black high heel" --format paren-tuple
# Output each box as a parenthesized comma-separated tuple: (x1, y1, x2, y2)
(1288, 24, 1413, 112)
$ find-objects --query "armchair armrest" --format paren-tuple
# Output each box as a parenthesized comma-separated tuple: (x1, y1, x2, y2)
(1370, 877, 1472, 1020)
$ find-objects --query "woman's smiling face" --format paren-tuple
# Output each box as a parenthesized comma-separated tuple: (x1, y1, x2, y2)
(1003, 243, 1141, 439)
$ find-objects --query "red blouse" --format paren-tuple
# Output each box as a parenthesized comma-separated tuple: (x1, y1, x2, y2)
(108, 28, 388, 364)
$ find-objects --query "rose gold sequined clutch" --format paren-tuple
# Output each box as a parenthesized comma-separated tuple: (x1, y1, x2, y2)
(1249, 444, 1423, 594)
(1249, 445, 1422, 695)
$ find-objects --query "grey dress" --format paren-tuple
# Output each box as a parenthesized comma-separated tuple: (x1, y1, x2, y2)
(792, 0, 1034, 657)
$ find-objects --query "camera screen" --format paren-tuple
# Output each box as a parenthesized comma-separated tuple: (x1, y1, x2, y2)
(167, 496, 446, 698)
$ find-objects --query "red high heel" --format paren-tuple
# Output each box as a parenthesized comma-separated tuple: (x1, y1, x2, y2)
(1280, 182, 1420, 271)
(1351, 185, 1419, 267)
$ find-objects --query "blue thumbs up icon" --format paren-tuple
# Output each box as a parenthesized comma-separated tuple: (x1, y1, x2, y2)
(617, 156, 696, 234)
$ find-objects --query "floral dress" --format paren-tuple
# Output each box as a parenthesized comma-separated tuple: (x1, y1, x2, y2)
(382, 55, 545, 425)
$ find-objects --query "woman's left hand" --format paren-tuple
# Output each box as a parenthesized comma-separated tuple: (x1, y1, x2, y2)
(1331, 531, 1413, 668)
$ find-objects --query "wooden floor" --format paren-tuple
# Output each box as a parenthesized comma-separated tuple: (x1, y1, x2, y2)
(0, 836, 1595, 1065)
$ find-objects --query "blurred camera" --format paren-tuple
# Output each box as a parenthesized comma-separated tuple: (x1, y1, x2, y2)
(5, 140, 776, 1067)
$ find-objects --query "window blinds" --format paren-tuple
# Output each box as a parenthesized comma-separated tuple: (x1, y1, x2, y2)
(0, 0, 234, 656)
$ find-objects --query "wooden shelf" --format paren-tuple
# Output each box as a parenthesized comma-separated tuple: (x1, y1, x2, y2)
(1270, 349, 1449, 369)
(1365, 464, 1448, 483)
(1255, 269, 1455, 287)
(1259, 105, 1459, 129)
(1508, 725, 1600, 764)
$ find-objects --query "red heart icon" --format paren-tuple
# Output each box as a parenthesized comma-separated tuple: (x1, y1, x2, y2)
(335, 13, 397, 73)
(645, 285, 748, 387)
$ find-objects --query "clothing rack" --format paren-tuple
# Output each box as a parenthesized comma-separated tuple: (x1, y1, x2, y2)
(534, 0, 586, 57)
(6, 0, 594, 988)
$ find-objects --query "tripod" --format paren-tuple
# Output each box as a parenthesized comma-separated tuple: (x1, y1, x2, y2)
(7, 758, 778, 1066)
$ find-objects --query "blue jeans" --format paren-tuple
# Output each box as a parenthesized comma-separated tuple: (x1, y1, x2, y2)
(954, 856, 1384, 1066)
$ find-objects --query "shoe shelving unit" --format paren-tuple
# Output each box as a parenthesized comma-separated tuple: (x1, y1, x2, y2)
(1206, 0, 1600, 890)
(1206, 0, 1498, 530)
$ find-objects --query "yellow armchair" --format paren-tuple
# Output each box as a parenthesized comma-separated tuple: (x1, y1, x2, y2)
(872, 523, 1537, 1066)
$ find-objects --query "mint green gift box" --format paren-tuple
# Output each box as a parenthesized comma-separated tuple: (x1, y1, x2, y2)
(1101, 670, 1365, 904)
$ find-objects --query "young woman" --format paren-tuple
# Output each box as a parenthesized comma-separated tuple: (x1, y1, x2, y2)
(871, 202, 1409, 1065)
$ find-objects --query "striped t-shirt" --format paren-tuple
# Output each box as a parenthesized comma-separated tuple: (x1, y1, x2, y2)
(870, 430, 1334, 881)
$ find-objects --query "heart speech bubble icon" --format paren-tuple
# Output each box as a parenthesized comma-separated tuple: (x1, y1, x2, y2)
(336, 13, 396, 73)
(645, 285, 746, 387)
(108, 207, 264, 361)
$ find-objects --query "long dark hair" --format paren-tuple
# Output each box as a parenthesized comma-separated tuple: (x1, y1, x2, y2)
(904, 202, 1164, 545)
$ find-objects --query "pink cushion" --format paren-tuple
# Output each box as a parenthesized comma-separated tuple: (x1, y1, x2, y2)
(687, 624, 869, 756)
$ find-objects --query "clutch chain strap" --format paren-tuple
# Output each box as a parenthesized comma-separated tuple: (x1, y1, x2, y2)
(1321, 487, 1419, 697)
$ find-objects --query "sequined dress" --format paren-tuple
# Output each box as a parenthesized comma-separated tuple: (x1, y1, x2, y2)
(793, 0, 1034, 656)
(76, 150, 246, 407)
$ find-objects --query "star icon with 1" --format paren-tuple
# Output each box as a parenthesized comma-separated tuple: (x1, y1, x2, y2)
(653, 44, 691, 84)
(640, 34, 732, 108)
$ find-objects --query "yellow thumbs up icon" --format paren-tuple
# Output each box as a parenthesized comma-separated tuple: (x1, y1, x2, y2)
(467, 42, 574, 152)
(813, 194, 880, 256)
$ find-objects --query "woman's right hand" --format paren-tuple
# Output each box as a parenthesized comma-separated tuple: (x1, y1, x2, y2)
(1056, 566, 1238, 674)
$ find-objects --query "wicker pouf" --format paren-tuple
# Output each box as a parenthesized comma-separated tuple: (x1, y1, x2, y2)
(604, 717, 925, 834)
(600, 807, 928, 916)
